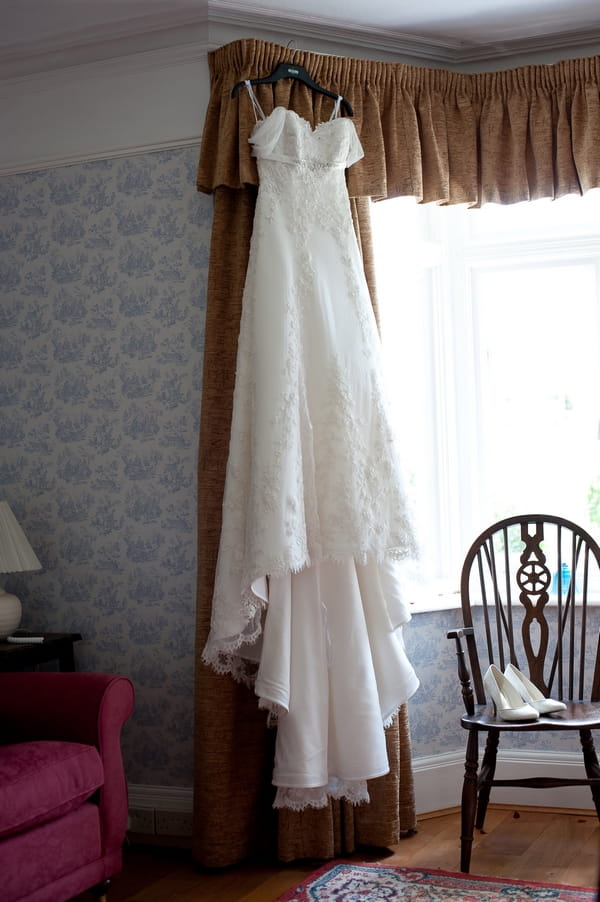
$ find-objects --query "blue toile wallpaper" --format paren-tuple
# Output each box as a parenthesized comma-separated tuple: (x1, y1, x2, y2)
(0, 147, 210, 787)
(0, 146, 580, 801)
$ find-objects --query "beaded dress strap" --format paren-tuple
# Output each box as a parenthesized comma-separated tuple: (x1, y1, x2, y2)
(329, 95, 343, 120)
(244, 81, 266, 122)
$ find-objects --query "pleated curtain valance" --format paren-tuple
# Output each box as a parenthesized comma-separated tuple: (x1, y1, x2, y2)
(197, 38, 600, 206)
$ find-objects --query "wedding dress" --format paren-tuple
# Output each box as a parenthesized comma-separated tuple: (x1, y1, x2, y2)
(203, 82, 419, 810)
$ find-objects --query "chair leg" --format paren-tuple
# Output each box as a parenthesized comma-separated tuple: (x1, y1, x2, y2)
(475, 729, 499, 831)
(460, 729, 479, 873)
(580, 729, 600, 820)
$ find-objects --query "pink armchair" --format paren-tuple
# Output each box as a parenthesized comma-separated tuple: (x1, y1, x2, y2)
(0, 671, 134, 902)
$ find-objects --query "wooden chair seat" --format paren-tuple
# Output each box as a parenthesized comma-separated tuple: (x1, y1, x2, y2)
(461, 700, 600, 731)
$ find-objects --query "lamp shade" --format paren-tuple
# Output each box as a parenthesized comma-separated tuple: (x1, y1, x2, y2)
(0, 502, 42, 573)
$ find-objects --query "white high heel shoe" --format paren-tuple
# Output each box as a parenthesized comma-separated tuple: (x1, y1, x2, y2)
(503, 663, 567, 715)
(483, 665, 539, 722)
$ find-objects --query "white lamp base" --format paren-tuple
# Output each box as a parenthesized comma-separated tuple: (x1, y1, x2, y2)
(0, 588, 22, 639)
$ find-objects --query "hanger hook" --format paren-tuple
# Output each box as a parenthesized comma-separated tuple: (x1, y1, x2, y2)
(286, 39, 297, 63)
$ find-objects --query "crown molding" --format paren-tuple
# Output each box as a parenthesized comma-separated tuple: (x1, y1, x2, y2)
(0, 9, 209, 80)
(455, 24, 600, 64)
(206, 0, 600, 67)
(0, 40, 208, 94)
(3, 0, 599, 83)
(206, 2, 466, 65)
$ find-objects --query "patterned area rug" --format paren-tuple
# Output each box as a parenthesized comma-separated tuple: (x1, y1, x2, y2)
(276, 863, 596, 901)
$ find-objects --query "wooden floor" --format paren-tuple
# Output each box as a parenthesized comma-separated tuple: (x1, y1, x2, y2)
(101, 807, 600, 901)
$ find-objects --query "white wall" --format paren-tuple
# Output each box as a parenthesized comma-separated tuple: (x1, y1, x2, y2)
(2, 44, 210, 176)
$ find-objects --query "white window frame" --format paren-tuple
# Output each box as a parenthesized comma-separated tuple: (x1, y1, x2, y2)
(372, 194, 600, 611)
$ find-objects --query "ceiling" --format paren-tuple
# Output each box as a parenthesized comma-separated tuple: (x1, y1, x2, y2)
(3, 0, 600, 78)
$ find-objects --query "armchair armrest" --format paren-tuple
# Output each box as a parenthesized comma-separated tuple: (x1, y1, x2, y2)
(447, 628, 476, 716)
(0, 672, 134, 855)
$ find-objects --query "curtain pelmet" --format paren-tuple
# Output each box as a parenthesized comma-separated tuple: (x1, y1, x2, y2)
(198, 38, 600, 205)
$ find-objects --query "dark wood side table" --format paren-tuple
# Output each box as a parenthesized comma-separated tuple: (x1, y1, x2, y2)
(0, 632, 82, 672)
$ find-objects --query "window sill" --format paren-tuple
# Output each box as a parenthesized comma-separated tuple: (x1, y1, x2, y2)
(411, 593, 461, 614)
(410, 593, 600, 614)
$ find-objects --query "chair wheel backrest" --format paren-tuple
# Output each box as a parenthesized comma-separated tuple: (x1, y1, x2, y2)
(459, 514, 600, 704)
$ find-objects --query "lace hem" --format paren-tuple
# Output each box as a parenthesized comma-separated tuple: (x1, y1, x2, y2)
(202, 582, 266, 685)
(273, 779, 370, 811)
(382, 704, 401, 730)
(201, 646, 260, 687)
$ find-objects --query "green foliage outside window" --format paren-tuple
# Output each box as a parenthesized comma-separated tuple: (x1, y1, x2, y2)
(588, 476, 600, 528)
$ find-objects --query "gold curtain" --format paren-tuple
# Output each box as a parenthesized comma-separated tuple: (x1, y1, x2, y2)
(193, 37, 600, 869)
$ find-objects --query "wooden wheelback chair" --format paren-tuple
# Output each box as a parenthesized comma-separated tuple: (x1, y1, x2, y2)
(448, 513, 600, 873)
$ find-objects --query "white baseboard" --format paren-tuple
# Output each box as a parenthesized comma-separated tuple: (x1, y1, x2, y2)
(128, 783, 194, 837)
(413, 748, 596, 814)
(127, 749, 595, 837)
(128, 783, 194, 812)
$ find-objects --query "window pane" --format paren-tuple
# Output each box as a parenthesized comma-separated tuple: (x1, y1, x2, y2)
(473, 262, 600, 532)
(372, 193, 600, 603)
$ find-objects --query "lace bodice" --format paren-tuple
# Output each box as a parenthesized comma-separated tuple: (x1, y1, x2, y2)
(250, 105, 363, 169)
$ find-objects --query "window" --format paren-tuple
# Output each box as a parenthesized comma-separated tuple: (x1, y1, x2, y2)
(372, 192, 600, 605)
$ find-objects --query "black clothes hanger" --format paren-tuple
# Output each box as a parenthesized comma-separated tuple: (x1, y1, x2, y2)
(231, 60, 354, 117)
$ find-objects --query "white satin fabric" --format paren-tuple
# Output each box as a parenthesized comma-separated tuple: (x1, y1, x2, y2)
(257, 557, 419, 809)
